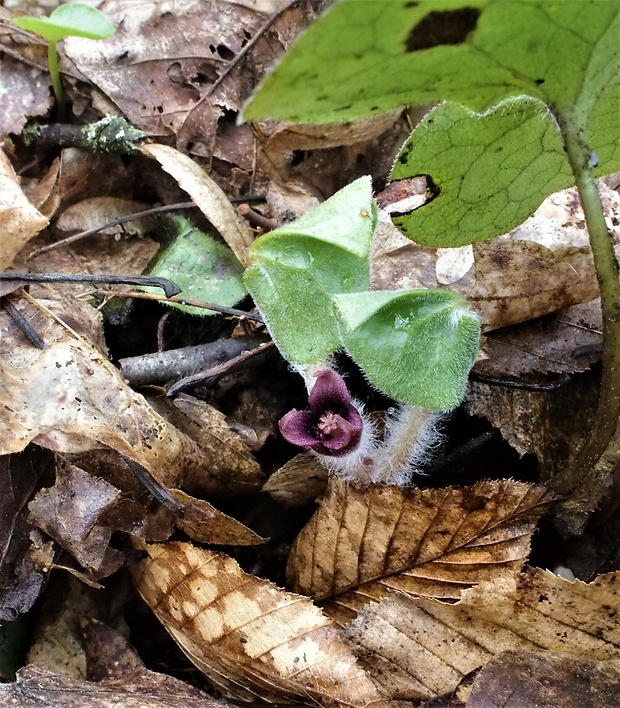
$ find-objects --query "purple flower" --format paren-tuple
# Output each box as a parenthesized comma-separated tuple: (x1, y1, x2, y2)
(279, 369, 363, 457)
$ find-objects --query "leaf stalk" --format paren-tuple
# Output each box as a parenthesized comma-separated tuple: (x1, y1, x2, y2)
(554, 118, 620, 494)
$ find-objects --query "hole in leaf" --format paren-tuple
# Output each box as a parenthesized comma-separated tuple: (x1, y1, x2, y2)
(216, 44, 235, 61)
(406, 7, 481, 51)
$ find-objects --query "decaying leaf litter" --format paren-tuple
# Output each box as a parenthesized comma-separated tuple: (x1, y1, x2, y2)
(0, 0, 619, 706)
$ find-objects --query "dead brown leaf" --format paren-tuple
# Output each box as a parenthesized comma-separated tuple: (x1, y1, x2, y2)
(287, 478, 557, 625)
(0, 147, 49, 269)
(1, 633, 229, 708)
(0, 11, 52, 140)
(466, 372, 598, 473)
(131, 541, 385, 706)
(475, 300, 602, 380)
(0, 447, 54, 621)
(465, 649, 620, 708)
(262, 452, 328, 507)
(28, 457, 122, 573)
(344, 567, 620, 701)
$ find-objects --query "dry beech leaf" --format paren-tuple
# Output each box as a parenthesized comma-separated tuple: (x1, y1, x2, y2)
(287, 478, 557, 625)
(262, 453, 328, 507)
(0, 148, 48, 269)
(344, 568, 620, 701)
(466, 649, 620, 708)
(131, 541, 384, 706)
(141, 143, 253, 264)
(0, 294, 261, 545)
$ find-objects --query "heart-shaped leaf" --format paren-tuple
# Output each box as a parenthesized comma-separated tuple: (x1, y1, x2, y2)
(391, 96, 575, 247)
(243, 177, 376, 364)
(336, 289, 480, 407)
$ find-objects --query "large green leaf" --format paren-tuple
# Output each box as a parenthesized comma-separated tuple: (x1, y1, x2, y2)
(391, 97, 575, 246)
(244, 0, 618, 132)
(243, 177, 376, 363)
(336, 289, 480, 408)
(144, 217, 246, 316)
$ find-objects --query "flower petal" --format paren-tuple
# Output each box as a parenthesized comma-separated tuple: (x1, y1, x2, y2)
(308, 369, 352, 412)
(278, 409, 319, 447)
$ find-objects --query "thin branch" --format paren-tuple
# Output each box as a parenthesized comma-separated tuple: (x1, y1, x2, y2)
(0, 273, 181, 298)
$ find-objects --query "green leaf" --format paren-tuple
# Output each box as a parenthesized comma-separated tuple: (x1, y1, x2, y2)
(336, 289, 480, 408)
(243, 177, 376, 363)
(244, 0, 619, 141)
(13, 3, 115, 43)
(391, 97, 575, 247)
(144, 217, 246, 316)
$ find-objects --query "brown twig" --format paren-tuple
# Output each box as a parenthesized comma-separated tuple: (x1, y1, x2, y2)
(104, 289, 263, 321)
(0, 273, 181, 298)
(29, 201, 196, 258)
(166, 341, 275, 396)
(1, 296, 45, 349)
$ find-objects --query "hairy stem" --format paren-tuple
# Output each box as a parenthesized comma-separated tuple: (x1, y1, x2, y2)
(371, 405, 440, 485)
(553, 119, 620, 494)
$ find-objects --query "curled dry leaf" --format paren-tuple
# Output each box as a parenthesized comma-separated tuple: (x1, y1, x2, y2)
(131, 541, 384, 706)
(262, 452, 328, 507)
(0, 148, 48, 270)
(287, 478, 557, 625)
(141, 143, 253, 264)
(344, 567, 620, 701)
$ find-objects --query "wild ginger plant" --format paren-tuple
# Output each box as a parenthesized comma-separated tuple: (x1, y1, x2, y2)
(242, 0, 619, 506)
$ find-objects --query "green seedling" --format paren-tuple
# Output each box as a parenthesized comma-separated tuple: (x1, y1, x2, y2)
(243, 0, 619, 500)
(13, 3, 115, 110)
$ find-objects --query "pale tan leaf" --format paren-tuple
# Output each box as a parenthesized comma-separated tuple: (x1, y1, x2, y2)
(0, 148, 48, 269)
(131, 542, 385, 706)
(141, 143, 253, 264)
(465, 649, 620, 708)
(344, 568, 620, 701)
(287, 479, 557, 624)
(55, 196, 152, 237)
(262, 453, 328, 507)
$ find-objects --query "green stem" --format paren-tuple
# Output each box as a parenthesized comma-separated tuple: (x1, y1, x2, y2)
(47, 40, 64, 114)
(553, 118, 620, 494)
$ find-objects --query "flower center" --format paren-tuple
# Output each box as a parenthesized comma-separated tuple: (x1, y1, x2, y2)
(317, 411, 340, 438)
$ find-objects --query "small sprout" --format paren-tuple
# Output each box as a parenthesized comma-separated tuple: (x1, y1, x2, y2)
(13, 3, 115, 110)
(279, 369, 363, 458)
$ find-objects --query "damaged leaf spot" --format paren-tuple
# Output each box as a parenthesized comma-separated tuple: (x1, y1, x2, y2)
(406, 7, 481, 52)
